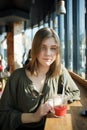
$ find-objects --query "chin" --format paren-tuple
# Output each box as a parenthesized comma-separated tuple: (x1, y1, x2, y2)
(44, 63, 52, 66)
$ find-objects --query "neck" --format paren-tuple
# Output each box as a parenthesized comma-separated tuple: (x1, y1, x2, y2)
(37, 66, 49, 76)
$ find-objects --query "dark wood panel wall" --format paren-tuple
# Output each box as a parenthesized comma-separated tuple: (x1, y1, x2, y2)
(7, 24, 14, 73)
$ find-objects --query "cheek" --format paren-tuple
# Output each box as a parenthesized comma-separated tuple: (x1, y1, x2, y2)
(36, 52, 43, 60)
(53, 55, 57, 61)
(53, 52, 57, 57)
(53, 53, 58, 61)
(37, 51, 44, 57)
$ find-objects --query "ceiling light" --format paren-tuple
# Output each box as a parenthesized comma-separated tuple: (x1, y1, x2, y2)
(57, 0, 66, 14)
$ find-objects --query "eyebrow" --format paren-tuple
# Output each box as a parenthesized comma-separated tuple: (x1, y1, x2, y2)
(42, 44, 57, 47)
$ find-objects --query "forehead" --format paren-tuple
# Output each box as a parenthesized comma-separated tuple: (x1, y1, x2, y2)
(42, 37, 57, 46)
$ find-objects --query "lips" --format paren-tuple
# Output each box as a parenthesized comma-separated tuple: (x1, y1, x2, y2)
(44, 59, 52, 62)
(43, 58, 52, 61)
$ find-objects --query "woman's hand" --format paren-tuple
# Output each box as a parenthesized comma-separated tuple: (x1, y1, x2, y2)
(21, 103, 55, 124)
(33, 103, 54, 122)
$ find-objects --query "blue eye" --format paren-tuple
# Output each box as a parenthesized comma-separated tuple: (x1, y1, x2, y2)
(51, 47, 57, 51)
(41, 46, 46, 50)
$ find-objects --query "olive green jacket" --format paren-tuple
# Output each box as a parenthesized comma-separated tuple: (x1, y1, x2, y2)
(0, 66, 80, 130)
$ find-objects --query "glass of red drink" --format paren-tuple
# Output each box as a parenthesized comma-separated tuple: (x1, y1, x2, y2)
(53, 94, 68, 117)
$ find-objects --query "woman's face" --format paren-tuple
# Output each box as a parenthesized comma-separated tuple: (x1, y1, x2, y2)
(37, 37, 58, 67)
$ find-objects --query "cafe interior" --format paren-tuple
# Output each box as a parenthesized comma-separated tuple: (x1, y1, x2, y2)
(0, 0, 87, 130)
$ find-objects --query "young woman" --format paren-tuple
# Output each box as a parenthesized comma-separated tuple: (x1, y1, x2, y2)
(0, 27, 80, 130)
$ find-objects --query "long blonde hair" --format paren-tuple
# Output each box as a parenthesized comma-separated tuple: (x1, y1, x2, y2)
(27, 27, 61, 78)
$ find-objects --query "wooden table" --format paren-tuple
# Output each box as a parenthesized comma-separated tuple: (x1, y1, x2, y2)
(44, 81, 87, 130)
(44, 101, 87, 130)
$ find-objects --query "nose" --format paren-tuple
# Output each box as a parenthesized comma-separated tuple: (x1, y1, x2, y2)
(46, 48, 51, 55)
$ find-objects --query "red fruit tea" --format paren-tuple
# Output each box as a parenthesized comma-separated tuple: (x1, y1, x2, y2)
(54, 105, 67, 116)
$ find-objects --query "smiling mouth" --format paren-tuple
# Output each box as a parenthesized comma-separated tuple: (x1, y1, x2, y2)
(44, 59, 52, 61)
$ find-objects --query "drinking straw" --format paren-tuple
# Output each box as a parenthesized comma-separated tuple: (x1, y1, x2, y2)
(62, 73, 67, 97)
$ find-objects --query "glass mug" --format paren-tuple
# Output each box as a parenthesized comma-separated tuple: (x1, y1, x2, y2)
(53, 94, 68, 117)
